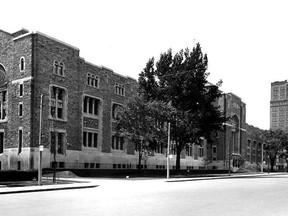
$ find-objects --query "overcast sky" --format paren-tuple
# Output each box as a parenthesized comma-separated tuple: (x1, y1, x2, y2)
(2, 0, 288, 130)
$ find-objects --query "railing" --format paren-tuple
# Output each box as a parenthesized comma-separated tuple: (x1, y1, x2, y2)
(48, 162, 218, 170)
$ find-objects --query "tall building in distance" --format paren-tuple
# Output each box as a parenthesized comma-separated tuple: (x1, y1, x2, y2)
(270, 80, 288, 130)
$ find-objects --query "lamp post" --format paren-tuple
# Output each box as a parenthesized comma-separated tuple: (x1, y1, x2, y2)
(261, 143, 263, 173)
(167, 123, 171, 179)
(38, 94, 43, 186)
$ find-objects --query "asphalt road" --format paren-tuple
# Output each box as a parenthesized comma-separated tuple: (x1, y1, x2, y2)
(1, 174, 288, 216)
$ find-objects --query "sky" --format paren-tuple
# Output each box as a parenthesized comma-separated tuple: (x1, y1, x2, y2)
(2, 0, 288, 130)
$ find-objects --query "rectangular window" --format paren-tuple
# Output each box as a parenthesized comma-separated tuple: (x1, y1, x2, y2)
(94, 133, 98, 148)
(155, 144, 164, 154)
(19, 84, 23, 97)
(87, 73, 99, 88)
(83, 131, 87, 147)
(57, 132, 64, 154)
(83, 96, 100, 116)
(83, 131, 98, 148)
(50, 86, 66, 120)
(17, 161, 21, 170)
(0, 132, 4, 154)
(50, 131, 56, 154)
(50, 131, 66, 154)
(19, 103, 23, 117)
(212, 146, 217, 154)
(88, 132, 93, 147)
(186, 145, 193, 156)
(18, 129, 23, 154)
(198, 146, 204, 157)
(112, 135, 124, 150)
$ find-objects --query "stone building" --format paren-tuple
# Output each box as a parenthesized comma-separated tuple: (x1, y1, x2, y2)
(0, 28, 264, 172)
(0, 28, 139, 171)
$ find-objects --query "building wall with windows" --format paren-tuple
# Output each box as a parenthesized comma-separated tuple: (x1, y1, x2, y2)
(0, 28, 266, 172)
(270, 80, 288, 131)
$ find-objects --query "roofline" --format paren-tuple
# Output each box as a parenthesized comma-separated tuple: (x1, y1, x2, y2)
(36, 31, 80, 51)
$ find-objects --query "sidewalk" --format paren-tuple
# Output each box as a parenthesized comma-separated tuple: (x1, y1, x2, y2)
(0, 178, 98, 195)
(0, 172, 285, 195)
(165, 172, 286, 182)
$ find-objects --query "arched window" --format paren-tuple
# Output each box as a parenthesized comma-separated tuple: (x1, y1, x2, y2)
(53, 61, 65, 77)
(53, 61, 59, 74)
(20, 57, 25, 72)
(59, 62, 64, 76)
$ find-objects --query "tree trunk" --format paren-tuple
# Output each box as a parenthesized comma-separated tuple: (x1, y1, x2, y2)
(175, 145, 181, 171)
(53, 152, 56, 183)
(138, 150, 142, 173)
(270, 157, 276, 172)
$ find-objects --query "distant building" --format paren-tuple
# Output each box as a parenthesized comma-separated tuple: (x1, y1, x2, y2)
(270, 80, 288, 170)
(270, 80, 288, 131)
(0, 28, 265, 173)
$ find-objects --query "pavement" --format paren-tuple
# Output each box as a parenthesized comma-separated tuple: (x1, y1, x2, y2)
(0, 172, 285, 195)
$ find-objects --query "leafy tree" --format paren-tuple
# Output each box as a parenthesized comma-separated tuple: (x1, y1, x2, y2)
(138, 43, 226, 171)
(261, 129, 288, 172)
(115, 95, 174, 171)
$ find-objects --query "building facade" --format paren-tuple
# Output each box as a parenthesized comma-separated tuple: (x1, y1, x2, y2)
(0, 28, 264, 172)
(270, 80, 288, 170)
(270, 80, 288, 131)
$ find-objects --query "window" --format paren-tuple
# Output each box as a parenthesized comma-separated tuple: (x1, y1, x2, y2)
(87, 73, 99, 88)
(20, 57, 25, 72)
(59, 62, 64, 76)
(171, 142, 176, 155)
(155, 143, 164, 154)
(57, 132, 64, 154)
(50, 131, 66, 155)
(19, 103, 23, 117)
(0, 90, 7, 120)
(17, 161, 21, 170)
(83, 96, 100, 116)
(213, 146, 217, 154)
(198, 146, 204, 157)
(112, 103, 123, 119)
(19, 83, 23, 97)
(186, 145, 193, 156)
(18, 128, 23, 154)
(50, 85, 66, 120)
(53, 61, 65, 77)
(0, 132, 4, 154)
(115, 83, 125, 96)
(112, 135, 124, 150)
(83, 131, 98, 148)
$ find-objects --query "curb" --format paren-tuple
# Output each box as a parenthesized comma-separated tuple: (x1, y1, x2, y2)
(165, 172, 287, 182)
(0, 183, 98, 195)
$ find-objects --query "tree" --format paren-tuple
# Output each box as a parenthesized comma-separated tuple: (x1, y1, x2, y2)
(114, 94, 174, 171)
(261, 129, 288, 172)
(138, 43, 226, 171)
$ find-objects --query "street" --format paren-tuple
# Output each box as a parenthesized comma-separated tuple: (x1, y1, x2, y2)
(1, 174, 288, 216)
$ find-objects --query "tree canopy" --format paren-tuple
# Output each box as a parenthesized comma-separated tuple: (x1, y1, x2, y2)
(138, 43, 226, 170)
(114, 94, 174, 170)
(261, 129, 288, 171)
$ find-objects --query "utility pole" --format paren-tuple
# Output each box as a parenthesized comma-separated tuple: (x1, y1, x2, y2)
(228, 136, 231, 176)
(167, 123, 171, 179)
(261, 143, 263, 173)
(38, 94, 43, 186)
